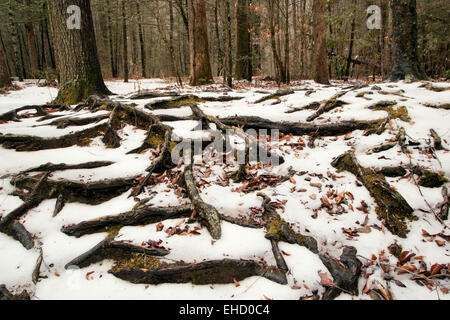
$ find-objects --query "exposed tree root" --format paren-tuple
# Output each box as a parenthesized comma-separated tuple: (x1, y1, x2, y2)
(11, 174, 138, 206)
(285, 102, 320, 114)
(0, 123, 107, 151)
(430, 129, 446, 151)
(32, 249, 43, 284)
(439, 187, 449, 221)
(367, 142, 398, 155)
(62, 204, 192, 237)
(319, 246, 362, 300)
(129, 91, 180, 100)
(376, 166, 407, 178)
(111, 258, 287, 285)
(20, 161, 114, 175)
(183, 161, 222, 240)
(258, 193, 318, 254)
(0, 104, 69, 122)
(219, 116, 385, 137)
(102, 104, 121, 148)
(254, 89, 295, 104)
(190, 104, 284, 181)
(409, 166, 449, 188)
(270, 239, 289, 275)
(306, 91, 349, 122)
(35, 114, 109, 129)
(65, 235, 170, 269)
(0, 284, 30, 300)
(145, 94, 242, 110)
(331, 151, 415, 238)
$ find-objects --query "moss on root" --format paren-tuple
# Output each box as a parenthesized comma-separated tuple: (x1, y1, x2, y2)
(332, 152, 416, 238)
(111, 253, 163, 273)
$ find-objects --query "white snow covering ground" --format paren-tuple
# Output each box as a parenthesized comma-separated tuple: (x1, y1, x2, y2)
(0, 78, 449, 300)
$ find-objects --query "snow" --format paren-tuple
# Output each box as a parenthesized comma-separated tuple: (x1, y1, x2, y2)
(0, 78, 449, 300)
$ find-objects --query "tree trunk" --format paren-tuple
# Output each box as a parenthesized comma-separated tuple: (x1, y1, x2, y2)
(136, 2, 146, 78)
(49, 0, 112, 104)
(235, 0, 252, 81)
(312, 0, 329, 84)
(122, 0, 129, 82)
(0, 42, 11, 87)
(188, 0, 214, 86)
(389, 0, 426, 81)
(23, 0, 39, 78)
(344, 1, 356, 79)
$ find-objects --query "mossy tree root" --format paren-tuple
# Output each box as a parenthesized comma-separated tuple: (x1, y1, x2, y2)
(254, 89, 295, 104)
(331, 151, 415, 238)
(219, 116, 385, 137)
(430, 129, 447, 151)
(61, 204, 192, 238)
(110, 259, 287, 285)
(102, 104, 121, 148)
(257, 193, 318, 254)
(183, 160, 222, 240)
(319, 246, 362, 300)
(65, 236, 170, 270)
(439, 187, 449, 221)
(306, 91, 349, 122)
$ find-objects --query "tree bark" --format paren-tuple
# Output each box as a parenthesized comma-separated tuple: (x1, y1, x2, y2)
(389, 0, 426, 81)
(122, 0, 129, 82)
(188, 0, 214, 85)
(235, 0, 252, 81)
(312, 0, 329, 84)
(0, 40, 11, 87)
(49, 0, 111, 104)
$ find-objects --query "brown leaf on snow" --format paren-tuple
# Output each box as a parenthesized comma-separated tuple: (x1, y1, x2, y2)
(281, 250, 291, 256)
(86, 271, 95, 280)
(318, 271, 335, 287)
(309, 194, 317, 200)
(397, 264, 417, 275)
(233, 278, 240, 287)
(156, 223, 164, 232)
(435, 240, 445, 247)
(374, 281, 393, 300)
(430, 264, 444, 276)
(321, 196, 333, 210)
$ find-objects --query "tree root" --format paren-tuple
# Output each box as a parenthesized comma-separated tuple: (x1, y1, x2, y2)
(367, 142, 397, 154)
(62, 204, 192, 238)
(129, 91, 180, 100)
(258, 193, 318, 254)
(254, 89, 294, 104)
(11, 173, 138, 206)
(110, 258, 287, 285)
(0, 284, 30, 300)
(20, 161, 114, 175)
(306, 91, 349, 122)
(0, 123, 107, 151)
(183, 161, 222, 240)
(0, 104, 69, 122)
(439, 187, 449, 221)
(219, 116, 385, 137)
(65, 235, 170, 269)
(35, 114, 110, 129)
(145, 94, 242, 110)
(102, 104, 121, 148)
(430, 129, 446, 151)
(331, 151, 415, 238)
(319, 246, 362, 300)
(32, 249, 43, 284)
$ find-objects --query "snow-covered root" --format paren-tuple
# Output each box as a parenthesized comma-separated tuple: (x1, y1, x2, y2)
(306, 90, 349, 122)
(0, 284, 30, 300)
(0, 104, 70, 122)
(111, 259, 288, 286)
(145, 94, 243, 111)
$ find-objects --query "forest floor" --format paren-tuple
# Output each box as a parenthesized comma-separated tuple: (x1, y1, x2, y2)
(0, 78, 449, 300)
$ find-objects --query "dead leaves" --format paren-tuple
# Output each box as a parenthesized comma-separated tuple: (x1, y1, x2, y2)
(318, 271, 336, 288)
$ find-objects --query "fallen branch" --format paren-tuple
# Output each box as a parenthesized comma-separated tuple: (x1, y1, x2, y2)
(254, 89, 295, 104)
(307, 91, 349, 122)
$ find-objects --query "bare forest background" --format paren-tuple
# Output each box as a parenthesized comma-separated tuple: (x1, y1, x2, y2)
(0, 0, 448, 86)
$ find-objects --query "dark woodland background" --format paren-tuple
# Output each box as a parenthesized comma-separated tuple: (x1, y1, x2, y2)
(0, 0, 448, 85)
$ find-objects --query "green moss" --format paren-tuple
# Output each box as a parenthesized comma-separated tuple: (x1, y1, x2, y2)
(369, 104, 411, 122)
(417, 170, 448, 188)
(332, 152, 416, 238)
(111, 253, 163, 273)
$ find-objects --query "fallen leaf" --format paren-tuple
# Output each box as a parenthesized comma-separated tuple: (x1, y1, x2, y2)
(233, 278, 240, 287)
(318, 271, 335, 287)
(430, 264, 444, 276)
(397, 264, 417, 275)
(281, 250, 291, 256)
(86, 271, 95, 280)
(435, 240, 445, 247)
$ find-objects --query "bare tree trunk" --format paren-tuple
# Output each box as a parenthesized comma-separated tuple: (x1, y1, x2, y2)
(0, 41, 11, 87)
(107, 7, 117, 78)
(389, 0, 426, 81)
(23, 0, 39, 78)
(122, 0, 129, 82)
(49, 0, 112, 104)
(344, 0, 356, 79)
(224, 0, 233, 87)
(268, 0, 286, 84)
(188, 0, 213, 85)
(312, 0, 329, 84)
(214, 0, 223, 77)
(235, 0, 252, 81)
(284, 0, 290, 83)
(136, 1, 147, 78)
